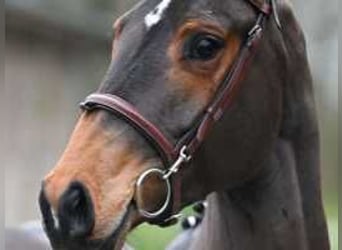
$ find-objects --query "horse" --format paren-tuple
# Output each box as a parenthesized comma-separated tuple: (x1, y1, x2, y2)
(39, 0, 330, 249)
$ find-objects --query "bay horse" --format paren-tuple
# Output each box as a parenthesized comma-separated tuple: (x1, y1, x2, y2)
(39, 0, 330, 249)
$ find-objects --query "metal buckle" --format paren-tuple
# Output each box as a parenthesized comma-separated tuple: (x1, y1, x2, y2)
(247, 24, 263, 47)
(163, 146, 192, 180)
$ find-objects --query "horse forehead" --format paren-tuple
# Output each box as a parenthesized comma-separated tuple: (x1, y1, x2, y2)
(114, 0, 258, 57)
(139, 0, 267, 13)
(133, 0, 220, 23)
(134, 0, 256, 28)
(112, 0, 252, 68)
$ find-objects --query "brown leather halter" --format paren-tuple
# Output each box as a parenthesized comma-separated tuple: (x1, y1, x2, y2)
(80, 1, 272, 226)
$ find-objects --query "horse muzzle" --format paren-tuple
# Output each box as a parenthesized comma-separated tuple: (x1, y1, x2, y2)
(39, 181, 131, 250)
(40, 181, 94, 238)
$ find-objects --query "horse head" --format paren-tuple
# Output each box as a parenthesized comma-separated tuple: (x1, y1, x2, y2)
(39, 0, 329, 249)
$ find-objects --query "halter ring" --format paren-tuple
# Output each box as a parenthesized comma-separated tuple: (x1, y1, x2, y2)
(136, 168, 172, 219)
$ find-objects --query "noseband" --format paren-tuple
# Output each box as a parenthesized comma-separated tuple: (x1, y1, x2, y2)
(80, 1, 273, 226)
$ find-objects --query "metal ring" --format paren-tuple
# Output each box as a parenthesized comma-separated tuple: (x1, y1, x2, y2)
(135, 168, 171, 219)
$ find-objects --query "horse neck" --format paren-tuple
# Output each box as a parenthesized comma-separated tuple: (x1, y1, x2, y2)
(190, 139, 307, 250)
(191, 131, 329, 250)
(190, 6, 330, 250)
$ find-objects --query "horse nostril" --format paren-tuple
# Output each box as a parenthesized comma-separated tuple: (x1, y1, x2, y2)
(58, 182, 95, 239)
(68, 188, 83, 212)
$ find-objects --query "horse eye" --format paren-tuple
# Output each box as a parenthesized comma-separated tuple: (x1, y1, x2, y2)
(184, 34, 225, 61)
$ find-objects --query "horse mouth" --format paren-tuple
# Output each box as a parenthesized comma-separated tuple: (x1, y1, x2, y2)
(40, 189, 135, 250)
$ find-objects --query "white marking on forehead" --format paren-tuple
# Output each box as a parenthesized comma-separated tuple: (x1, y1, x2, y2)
(144, 0, 173, 29)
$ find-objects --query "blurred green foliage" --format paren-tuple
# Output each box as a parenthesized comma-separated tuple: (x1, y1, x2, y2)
(128, 224, 179, 250)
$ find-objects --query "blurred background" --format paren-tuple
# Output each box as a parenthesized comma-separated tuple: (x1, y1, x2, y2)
(3, 0, 338, 249)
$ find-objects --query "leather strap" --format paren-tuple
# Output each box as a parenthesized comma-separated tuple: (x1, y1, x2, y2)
(184, 13, 266, 157)
(80, 94, 177, 166)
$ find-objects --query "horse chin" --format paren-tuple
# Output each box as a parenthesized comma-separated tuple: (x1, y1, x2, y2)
(89, 203, 143, 250)
(89, 210, 132, 250)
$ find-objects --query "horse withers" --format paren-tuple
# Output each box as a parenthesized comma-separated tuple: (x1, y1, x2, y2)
(39, 0, 330, 249)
